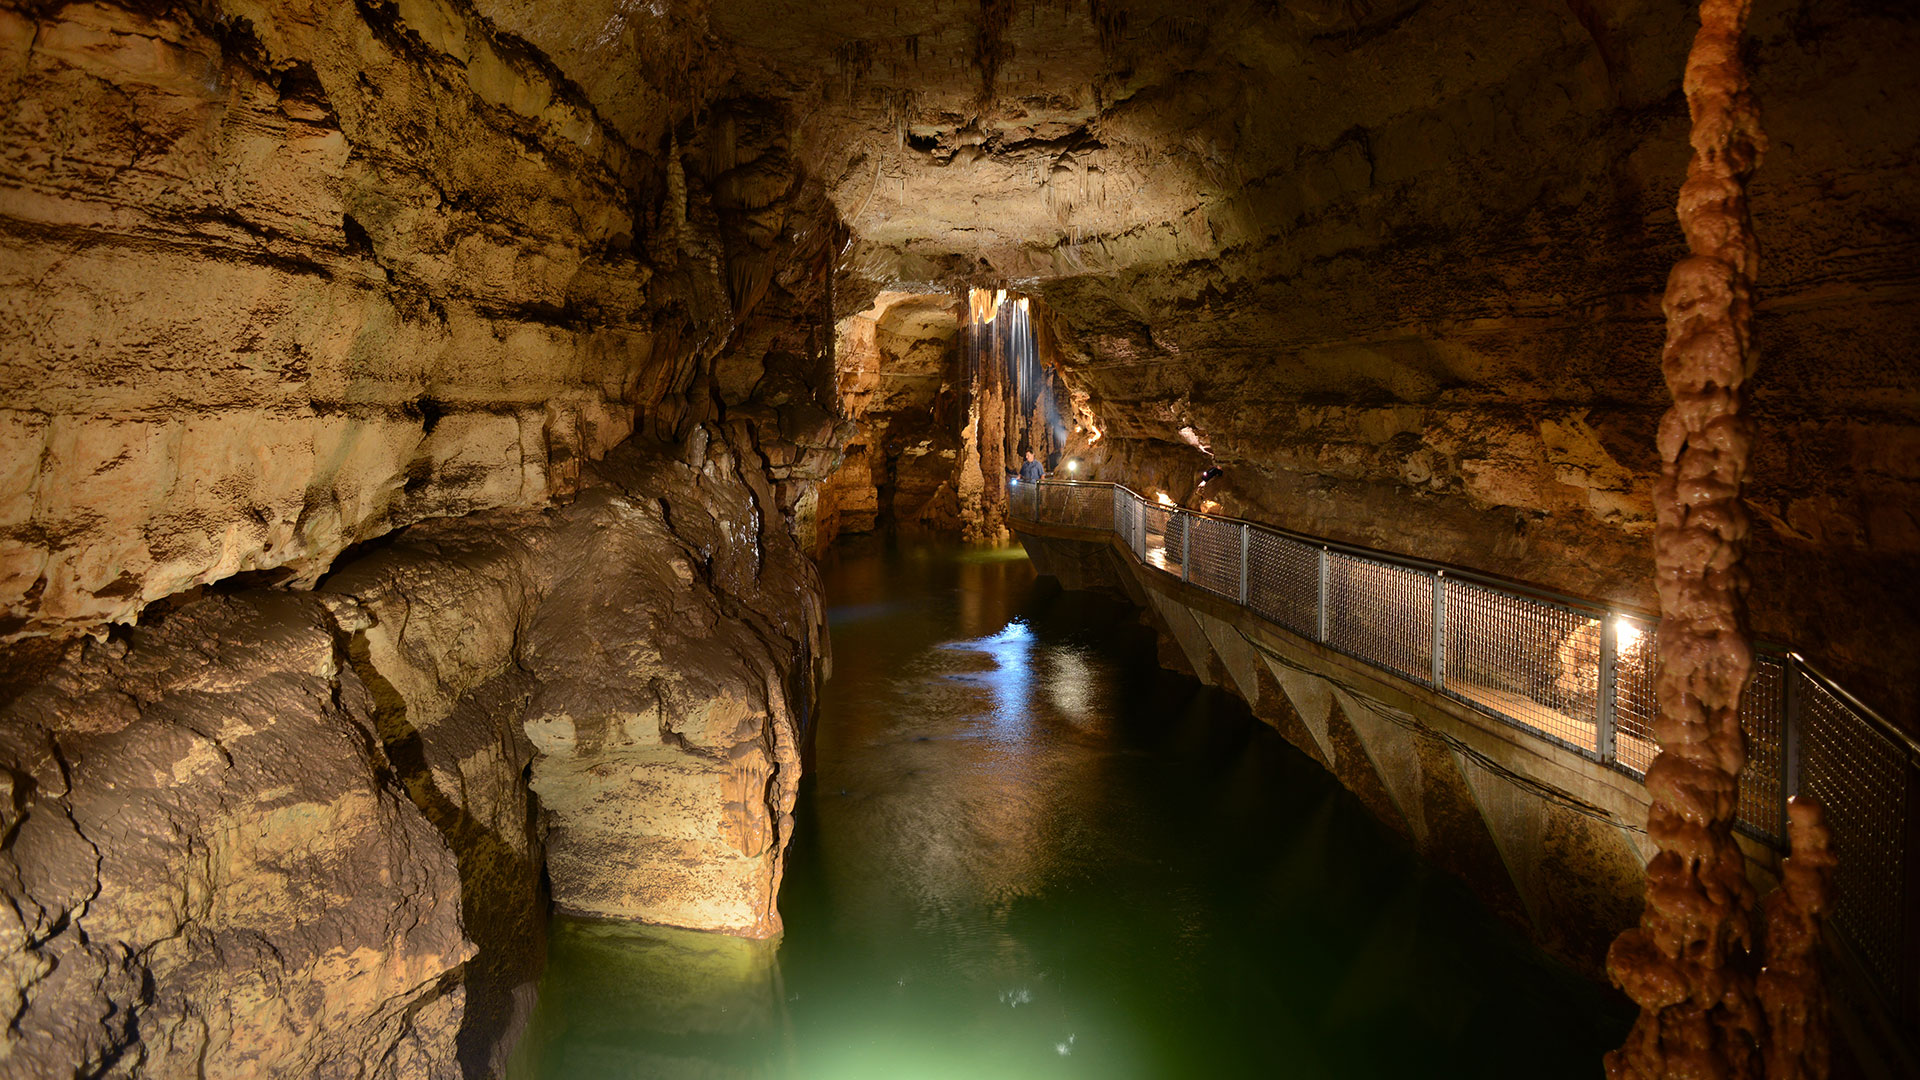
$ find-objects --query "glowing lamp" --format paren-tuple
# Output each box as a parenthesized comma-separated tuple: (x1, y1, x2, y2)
(1066, 460, 1078, 474)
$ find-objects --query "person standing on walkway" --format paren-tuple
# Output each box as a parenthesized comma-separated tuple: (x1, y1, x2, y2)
(1018, 450, 1044, 483)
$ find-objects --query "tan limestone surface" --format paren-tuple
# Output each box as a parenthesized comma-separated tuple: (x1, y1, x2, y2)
(0, 426, 823, 1075)
(0, 0, 652, 640)
(0, 591, 473, 1079)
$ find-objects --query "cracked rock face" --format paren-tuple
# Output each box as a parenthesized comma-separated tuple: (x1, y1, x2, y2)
(0, 427, 824, 1075)
(0, 592, 472, 1079)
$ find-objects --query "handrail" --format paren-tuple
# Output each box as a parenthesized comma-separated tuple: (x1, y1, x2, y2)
(1792, 652, 1920, 760)
(1023, 479, 1913, 760)
(1095, 479, 1666, 622)
(1009, 476, 1918, 1034)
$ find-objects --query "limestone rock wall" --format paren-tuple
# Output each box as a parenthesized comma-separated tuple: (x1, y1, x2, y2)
(0, 591, 473, 1078)
(817, 291, 966, 549)
(0, 0, 675, 641)
(0, 426, 825, 1075)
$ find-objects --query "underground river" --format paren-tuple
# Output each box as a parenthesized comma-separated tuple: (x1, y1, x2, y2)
(509, 540, 1631, 1078)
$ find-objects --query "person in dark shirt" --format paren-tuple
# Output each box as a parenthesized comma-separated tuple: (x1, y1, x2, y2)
(1018, 450, 1044, 483)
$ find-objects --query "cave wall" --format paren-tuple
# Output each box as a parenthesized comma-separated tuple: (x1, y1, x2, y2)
(1021, 0, 1920, 728)
(0, 0, 856, 1074)
(0, 0, 661, 640)
(0, 425, 824, 1079)
(818, 289, 1084, 551)
(817, 291, 966, 549)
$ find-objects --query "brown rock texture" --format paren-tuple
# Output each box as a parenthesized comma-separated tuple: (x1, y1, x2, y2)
(1758, 798, 1837, 1080)
(818, 291, 965, 546)
(0, 425, 824, 1075)
(1605, 1, 1768, 1074)
(0, 592, 472, 1078)
(0, 0, 651, 638)
(325, 425, 825, 940)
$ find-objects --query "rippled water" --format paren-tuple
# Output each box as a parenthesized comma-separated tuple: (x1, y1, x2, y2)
(509, 540, 1628, 1078)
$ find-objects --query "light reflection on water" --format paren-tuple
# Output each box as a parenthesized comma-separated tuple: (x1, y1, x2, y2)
(509, 539, 1628, 1079)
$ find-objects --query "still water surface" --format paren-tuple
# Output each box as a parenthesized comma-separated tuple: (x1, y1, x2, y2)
(510, 541, 1628, 1078)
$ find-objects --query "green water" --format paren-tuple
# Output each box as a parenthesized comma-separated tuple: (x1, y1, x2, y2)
(509, 540, 1629, 1078)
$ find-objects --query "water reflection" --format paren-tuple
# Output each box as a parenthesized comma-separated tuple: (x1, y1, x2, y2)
(510, 538, 1629, 1079)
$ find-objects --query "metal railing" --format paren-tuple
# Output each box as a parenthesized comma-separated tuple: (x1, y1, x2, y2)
(1010, 478, 1918, 1031)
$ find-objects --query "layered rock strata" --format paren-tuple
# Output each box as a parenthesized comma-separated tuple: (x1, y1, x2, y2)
(0, 0, 655, 639)
(0, 429, 824, 1076)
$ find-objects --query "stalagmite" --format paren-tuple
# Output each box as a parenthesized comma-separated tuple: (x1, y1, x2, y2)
(1604, 2, 1833, 1077)
(1758, 799, 1838, 1080)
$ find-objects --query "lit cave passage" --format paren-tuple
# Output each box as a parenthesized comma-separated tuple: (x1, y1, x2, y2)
(0, 0, 1915, 1077)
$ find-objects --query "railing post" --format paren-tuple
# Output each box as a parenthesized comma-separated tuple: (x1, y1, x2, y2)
(1783, 654, 1803, 803)
(1316, 546, 1330, 644)
(1238, 523, 1251, 606)
(1180, 512, 1191, 583)
(1597, 615, 1618, 765)
(1430, 571, 1446, 690)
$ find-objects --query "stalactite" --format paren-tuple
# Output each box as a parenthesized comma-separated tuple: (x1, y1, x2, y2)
(833, 39, 876, 100)
(883, 88, 919, 150)
(1087, 0, 1127, 56)
(960, 289, 1063, 539)
(1603, 1, 1788, 1076)
(973, 0, 1016, 104)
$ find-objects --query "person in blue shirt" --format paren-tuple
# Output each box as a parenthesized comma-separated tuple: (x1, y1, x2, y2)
(1018, 450, 1044, 483)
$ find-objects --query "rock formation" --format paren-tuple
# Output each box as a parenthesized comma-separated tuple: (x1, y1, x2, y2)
(0, 427, 822, 1077)
(1, 0, 1913, 1073)
(0, 591, 474, 1078)
(1603, 3, 1838, 1076)
(1604, 0, 1770, 1071)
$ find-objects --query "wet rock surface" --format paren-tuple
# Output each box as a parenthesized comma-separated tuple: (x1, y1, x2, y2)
(0, 428, 824, 1075)
(0, 592, 472, 1078)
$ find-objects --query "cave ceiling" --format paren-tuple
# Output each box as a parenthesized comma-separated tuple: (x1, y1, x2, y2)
(468, 0, 1459, 289)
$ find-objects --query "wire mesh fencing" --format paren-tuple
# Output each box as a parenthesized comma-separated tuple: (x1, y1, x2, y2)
(1441, 580, 1604, 755)
(1798, 670, 1916, 1022)
(1247, 530, 1319, 639)
(1185, 515, 1242, 600)
(1738, 656, 1788, 846)
(1611, 616, 1660, 776)
(1325, 553, 1433, 685)
(1009, 479, 1916, 1031)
